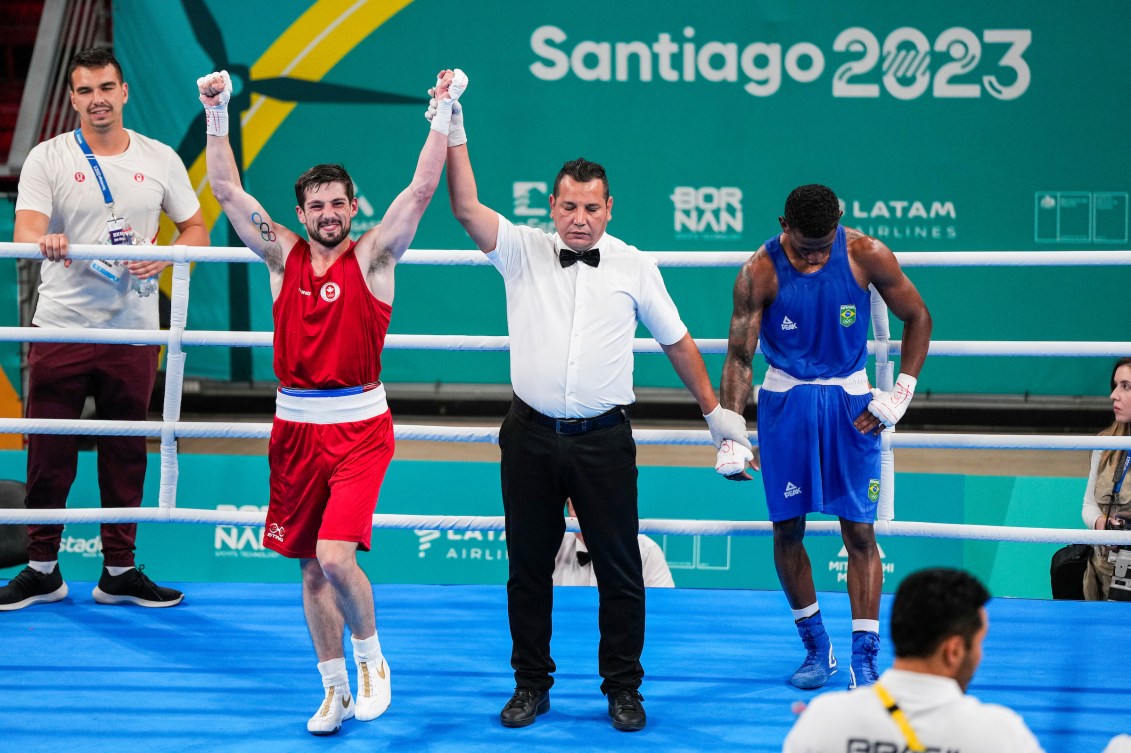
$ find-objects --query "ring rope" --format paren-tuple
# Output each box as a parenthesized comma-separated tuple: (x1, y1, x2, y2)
(0, 328, 1127, 358)
(2, 417, 1131, 451)
(0, 508, 1127, 548)
(4, 243, 1131, 268)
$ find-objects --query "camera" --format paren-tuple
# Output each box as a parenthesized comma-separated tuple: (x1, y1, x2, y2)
(1108, 549, 1131, 601)
(1106, 514, 1131, 601)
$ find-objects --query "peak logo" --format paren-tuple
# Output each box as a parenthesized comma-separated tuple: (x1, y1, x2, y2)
(215, 505, 278, 559)
(414, 529, 509, 562)
(672, 186, 742, 241)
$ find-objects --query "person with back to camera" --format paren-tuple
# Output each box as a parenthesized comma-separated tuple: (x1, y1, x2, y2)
(782, 567, 1046, 753)
(1081, 357, 1131, 600)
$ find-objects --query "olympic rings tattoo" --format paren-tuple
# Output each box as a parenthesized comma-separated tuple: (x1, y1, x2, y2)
(250, 212, 276, 243)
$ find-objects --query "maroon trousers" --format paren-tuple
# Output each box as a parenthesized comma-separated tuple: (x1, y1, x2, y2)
(24, 340, 159, 567)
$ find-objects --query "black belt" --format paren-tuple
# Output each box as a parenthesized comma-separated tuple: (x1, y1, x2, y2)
(511, 396, 628, 436)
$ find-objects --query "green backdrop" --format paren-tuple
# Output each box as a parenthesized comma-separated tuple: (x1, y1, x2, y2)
(103, 0, 1130, 396)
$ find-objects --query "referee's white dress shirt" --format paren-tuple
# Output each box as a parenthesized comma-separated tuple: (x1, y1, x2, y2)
(487, 214, 687, 419)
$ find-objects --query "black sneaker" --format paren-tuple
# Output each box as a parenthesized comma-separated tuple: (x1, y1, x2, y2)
(500, 687, 550, 728)
(0, 565, 68, 611)
(607, 688, 646, 732)
(92, 565, 183, 607)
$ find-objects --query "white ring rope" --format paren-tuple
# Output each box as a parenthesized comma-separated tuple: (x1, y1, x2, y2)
(0, 329, 1127, 358)
(4, 243, 1131, 267)
(0, 508, 1127, 548)
(3, 418, 1131, 451)
(1, 242, 1128, 545)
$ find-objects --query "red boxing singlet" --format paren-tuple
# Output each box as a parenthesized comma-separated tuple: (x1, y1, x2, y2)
(272, 239, 392, 389)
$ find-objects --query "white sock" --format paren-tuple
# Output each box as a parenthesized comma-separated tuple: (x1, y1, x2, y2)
(316, 658, 350, 689)
(105, 565, 132, 577)
(852, 619, 880, 634)
(351, 632, 383, 662)
(791, 603, 820, 622)
(28, 560, 57, 575)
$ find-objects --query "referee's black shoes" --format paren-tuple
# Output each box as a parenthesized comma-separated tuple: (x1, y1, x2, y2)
(499, 687, 550, 727)
(607, 688, 646, 732)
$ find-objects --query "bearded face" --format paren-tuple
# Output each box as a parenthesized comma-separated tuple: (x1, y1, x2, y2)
(297, 181, 356, 248)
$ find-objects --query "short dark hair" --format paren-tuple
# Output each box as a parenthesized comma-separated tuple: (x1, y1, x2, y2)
(783, 184, 841, 237)
(294, 164, 355, 207)
(891, 568, 990, 658)
(553, 158, 609, 199)
(67, 48, 124, 89)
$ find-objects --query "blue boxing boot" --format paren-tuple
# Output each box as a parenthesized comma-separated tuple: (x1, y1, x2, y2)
(848, 631, 880, 689)
(790, 613, 837, 689)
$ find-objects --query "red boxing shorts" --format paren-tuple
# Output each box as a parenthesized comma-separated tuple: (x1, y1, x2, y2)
(264, 387, 395, 559)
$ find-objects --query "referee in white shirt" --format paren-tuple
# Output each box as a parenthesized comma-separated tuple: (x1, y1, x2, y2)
(442, 98, 748, 733)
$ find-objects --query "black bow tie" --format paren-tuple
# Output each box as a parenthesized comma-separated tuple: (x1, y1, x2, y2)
(576, 549, 591, 567)
(559, 248, 600, 268)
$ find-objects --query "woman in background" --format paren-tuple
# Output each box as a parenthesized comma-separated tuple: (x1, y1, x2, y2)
(1081, 357, 1131, 599)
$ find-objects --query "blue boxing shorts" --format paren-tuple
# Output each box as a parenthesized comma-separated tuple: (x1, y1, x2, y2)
(756, 382, 881, 523)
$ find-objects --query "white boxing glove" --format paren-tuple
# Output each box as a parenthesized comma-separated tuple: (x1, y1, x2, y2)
(703, 404, 751, 450)
(429, 68, 468, 137)
(197, 70, 232, 137)
(715, 439, 754, 478)
(867, 373, 917, 428)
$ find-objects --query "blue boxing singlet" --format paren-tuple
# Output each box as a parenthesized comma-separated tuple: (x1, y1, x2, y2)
(759, 226, 871, 380)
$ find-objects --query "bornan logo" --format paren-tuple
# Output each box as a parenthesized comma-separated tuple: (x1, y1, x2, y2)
(671, 186, 742, 242)
(266, 522, 285, 543)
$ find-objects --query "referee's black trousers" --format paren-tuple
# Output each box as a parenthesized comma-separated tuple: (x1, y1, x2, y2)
(499, 407, 644, 694)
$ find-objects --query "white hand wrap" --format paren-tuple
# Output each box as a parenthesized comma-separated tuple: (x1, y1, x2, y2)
(429, 68, 468, 138)
(703, 404, 751, 450)
(715, 439, 753, 477)
(867, 373, 917, 428)
(197, 70, 232, 137)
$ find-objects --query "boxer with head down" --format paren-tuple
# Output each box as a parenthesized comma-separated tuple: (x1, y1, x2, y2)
(718, 184, 931, 693)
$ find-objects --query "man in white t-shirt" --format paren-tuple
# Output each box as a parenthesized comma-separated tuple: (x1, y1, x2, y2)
(435, 90, 750, 732)
(553, 500, 674, 588)
(783, 568, 1046, 753)
(0, 48, 207, 612)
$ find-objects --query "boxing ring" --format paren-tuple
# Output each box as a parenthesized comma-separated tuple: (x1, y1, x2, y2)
(0, 242, 1129, 752)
